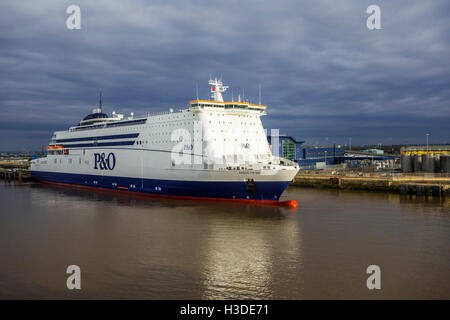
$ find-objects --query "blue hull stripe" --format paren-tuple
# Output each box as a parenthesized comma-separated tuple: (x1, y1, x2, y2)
(31, 171, 290, 201)
(55, 133, 139, 143)
(65, 146, 206, 158)
(62, 141, 136, 148)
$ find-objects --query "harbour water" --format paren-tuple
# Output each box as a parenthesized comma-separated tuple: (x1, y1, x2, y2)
(0, 181, 448, 299)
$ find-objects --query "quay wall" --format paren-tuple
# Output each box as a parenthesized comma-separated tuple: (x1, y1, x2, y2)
(291, 172, 450, 196)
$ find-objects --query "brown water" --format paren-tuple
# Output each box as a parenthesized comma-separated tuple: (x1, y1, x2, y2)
(0, 181, 449, 299)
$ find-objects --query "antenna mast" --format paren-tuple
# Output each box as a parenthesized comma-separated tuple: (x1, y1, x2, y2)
(259, 84, 261, 105)
(208, 78, 228, 102)
(99, 91, 102, 112)
(196, 82, 199, 100)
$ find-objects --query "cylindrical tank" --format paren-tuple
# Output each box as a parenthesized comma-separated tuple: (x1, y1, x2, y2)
(440, 155, 450, 173)
(428, 154, 435, 173)
(401, 154, 412, 173)
(422, 154, 429, 172)
(434, 154, 441, 172)
(413, 154, 423, 172)
(423, 154, 435, 173)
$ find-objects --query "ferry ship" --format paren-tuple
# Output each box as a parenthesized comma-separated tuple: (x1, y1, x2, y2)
(30, 79, 299, 205)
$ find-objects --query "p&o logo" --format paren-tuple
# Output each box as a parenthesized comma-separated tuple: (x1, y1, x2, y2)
(94, 152, 116, 170)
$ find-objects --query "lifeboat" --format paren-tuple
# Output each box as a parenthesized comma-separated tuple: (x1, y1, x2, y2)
(46, 145, 63, 150)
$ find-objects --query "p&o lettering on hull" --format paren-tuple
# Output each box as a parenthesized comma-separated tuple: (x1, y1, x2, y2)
(94, 152, 116, 170)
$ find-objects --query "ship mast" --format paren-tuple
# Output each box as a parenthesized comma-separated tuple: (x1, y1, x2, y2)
(99, 91, 102, 112)
(209, 78, 228, 102)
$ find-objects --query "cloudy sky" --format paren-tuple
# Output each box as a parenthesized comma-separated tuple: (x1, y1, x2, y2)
(0, 0, 449, 151)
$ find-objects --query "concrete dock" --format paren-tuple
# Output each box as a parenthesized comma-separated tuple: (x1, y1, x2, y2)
(0, 168, 33, 182)
(292, 171, 450, 197)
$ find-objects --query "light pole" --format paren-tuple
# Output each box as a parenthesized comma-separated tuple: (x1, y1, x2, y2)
(324, 150, 327, 168)
(349, 137, 352, 151)
(426, 133, 430, 152)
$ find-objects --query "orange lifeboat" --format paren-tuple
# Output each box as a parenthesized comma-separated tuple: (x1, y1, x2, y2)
(46, 145, 63, 150)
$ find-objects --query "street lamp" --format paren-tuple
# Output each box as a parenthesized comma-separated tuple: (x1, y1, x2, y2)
(324, 150, 327, 168)
(426, 133, 430, 152)
(349, 137, 352, 151)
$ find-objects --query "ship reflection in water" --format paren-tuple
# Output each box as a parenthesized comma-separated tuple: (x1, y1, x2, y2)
(0, 182, 448, 299)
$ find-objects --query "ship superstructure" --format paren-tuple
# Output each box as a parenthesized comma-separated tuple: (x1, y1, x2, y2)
(30, 79, 299, 204)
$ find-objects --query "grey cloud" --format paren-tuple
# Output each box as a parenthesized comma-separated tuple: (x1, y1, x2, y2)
(0, 0, 449, 150)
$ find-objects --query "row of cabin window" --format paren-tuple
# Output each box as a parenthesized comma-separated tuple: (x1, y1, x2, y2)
(53, 158, 86, 165)
(69, 115, 258, 136)
(48, 150, 63, 155)
(208, 120, 259, 125)
(70, 112, 196, 132)
(208, 113, 258, 118)
(138, 136, 265, 145)
(193, 104, 262, 111)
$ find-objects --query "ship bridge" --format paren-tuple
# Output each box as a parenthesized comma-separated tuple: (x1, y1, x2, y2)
(189, 78, 266, 113)
(189, 100, 266, 112)
(78, 108, 126, 126)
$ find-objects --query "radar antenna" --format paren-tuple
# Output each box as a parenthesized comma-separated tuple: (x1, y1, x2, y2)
(92, 92, 103, 114)
(209, 78, 228, 102)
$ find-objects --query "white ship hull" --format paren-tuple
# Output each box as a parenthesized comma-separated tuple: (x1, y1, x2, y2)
(30, 80, 299, 204)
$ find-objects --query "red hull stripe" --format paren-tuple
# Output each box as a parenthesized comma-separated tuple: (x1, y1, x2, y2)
(40, 180, 298, 207)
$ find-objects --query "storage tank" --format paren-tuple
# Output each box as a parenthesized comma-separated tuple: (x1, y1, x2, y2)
(401, 145, 450, 173)
(429, 154, 436, 173)
(413, 154, 423, 172)
(434, 154, 441, 173)
(423, 154, 435, 173)
(401, 154, 412, 173)
(422, 154, 429, 172)
(440, 155, 450, 173)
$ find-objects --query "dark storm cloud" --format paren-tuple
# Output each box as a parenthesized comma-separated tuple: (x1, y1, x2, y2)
(0, 0, 449, 150)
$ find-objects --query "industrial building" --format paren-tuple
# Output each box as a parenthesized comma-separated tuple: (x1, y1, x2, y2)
(267, 134, 344, 169)
(343, 150, 397, 169)
(401, 145, 450, 173)
(299, 145, 345, 169)
(266, 135, 304, 162)
(362, 148, 384, 155)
